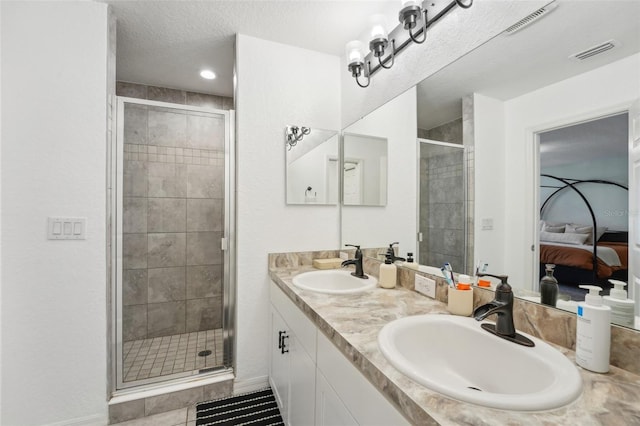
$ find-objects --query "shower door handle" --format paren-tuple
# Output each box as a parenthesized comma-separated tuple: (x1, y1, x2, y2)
(220, 237, 228, 251)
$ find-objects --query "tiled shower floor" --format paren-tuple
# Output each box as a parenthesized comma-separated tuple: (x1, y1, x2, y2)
(123, 329, 223, 382)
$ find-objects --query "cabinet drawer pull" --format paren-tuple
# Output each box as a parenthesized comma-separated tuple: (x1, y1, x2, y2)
(278, 331, 289, 354)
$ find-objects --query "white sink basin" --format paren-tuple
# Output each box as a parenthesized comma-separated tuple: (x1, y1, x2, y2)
(292, 270, 377, 294)
(378, 315, 582, 411)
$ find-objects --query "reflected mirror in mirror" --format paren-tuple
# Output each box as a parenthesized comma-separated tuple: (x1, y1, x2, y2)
(340, 0, 640, 329)
(342, 132, 388, 206)
(285, 126, 339, 205)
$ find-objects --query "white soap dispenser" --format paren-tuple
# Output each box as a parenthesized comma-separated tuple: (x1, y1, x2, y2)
(576, 285, 611, 373)
(603, 280, 635, 327)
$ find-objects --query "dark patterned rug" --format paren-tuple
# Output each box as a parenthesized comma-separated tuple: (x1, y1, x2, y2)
(196, 388, 284, 426)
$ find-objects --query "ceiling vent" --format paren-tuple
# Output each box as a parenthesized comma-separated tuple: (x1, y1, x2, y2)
(504, 3, 558, 35)
(569, 40, 619, 61)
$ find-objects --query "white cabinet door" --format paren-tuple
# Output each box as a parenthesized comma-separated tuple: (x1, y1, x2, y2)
(289, 337, 316, 425)
(315, 369, 358, 426)
(270, 307, 290, 423)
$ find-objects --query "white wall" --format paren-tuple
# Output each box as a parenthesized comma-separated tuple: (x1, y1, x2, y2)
(1, 2, 109, 425)
(341, 0, 548, 127)
(235, 34, 341, 387)
(342, 88, 417, 255)
(499, 53, 640, 289)
(473, 93, 506, 276)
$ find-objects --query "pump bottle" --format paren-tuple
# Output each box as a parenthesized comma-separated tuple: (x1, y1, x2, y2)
(603, 280, 635, 327)
(576, 285, 611, 373)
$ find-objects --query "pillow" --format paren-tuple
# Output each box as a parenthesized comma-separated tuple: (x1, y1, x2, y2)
(540, 231, 589, 245)
(565, 224, 607, 244)
(542, 223, 565, 233)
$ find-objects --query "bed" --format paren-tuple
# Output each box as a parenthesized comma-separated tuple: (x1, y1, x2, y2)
(539, 175, 628, 287)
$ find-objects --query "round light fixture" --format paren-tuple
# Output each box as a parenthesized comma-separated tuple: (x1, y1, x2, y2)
(200, 70, 216, 80)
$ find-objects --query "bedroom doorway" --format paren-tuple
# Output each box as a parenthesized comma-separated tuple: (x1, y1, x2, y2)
(536, 112, 629, 302)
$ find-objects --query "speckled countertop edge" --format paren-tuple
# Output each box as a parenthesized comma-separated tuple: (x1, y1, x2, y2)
(268, 265, 640, 426)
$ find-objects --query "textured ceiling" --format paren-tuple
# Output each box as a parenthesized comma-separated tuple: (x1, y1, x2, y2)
(105, 0, 400, 96)
(416, 0, 640, 130)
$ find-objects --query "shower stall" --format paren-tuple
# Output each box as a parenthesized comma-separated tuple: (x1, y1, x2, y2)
(417, 139, 467, 273)
(111, 97, 235, 390)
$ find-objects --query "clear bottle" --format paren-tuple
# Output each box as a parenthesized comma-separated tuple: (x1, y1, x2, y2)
(379, 254, 397, 289)
(540, 264, 559, 307)
(404, 252, 419, 270)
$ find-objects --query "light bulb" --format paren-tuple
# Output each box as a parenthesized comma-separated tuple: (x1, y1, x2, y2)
(369, 14, 389, 40)
(345, 40, 364, 65)
(402, 0, 421, 7)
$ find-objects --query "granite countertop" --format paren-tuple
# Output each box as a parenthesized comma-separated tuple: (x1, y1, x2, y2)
(268, 265, 640, 426)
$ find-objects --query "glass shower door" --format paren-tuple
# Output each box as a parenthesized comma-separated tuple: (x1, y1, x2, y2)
(418, 139, 467, 272)
(114, 97, 233, 389)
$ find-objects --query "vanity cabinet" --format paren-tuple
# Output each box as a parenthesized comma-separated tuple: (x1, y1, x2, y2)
(269, 281, 408, 426)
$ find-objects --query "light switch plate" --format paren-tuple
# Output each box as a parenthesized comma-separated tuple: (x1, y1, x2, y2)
(339, 251, 349, 260)
(415, 274, 436, 299)
(48, 217, 86, 240)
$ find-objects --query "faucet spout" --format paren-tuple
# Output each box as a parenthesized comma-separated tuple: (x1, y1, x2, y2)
(473, 301, 506, 322)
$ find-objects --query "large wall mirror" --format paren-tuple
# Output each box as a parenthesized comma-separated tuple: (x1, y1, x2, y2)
(340, 0, 640, 330)
(285, 126, 339, 205)
(342, 132, 388, 206)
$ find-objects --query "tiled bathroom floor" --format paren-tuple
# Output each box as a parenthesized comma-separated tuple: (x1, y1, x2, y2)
(123, 329, 223, 382)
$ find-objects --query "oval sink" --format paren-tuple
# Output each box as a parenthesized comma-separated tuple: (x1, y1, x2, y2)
(378, 315, 582, 411)
(292, 270, 377, 294)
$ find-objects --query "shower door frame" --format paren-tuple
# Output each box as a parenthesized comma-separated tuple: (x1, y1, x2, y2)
(110, 96, 236, 392)
(416, 138, 468, 273)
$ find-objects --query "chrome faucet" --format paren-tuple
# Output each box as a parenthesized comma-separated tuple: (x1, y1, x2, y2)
(385, 242, 405, 262)
(473, 273, 534, 347)
(341, 244, 368, 279)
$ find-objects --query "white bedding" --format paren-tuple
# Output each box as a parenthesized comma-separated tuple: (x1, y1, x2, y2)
(541, 241, 622, 267)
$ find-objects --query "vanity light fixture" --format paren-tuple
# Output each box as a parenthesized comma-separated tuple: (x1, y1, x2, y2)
(346, 0, 473, 88)
(199, 69, 216, 80)
(285, 125, 311, 150)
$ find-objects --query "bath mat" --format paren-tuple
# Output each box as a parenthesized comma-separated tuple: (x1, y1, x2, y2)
(196, 387, 284, 425)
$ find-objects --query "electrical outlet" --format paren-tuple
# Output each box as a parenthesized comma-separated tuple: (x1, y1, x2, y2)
(339, 251, 349, 260)
(415, 274, 436, 299)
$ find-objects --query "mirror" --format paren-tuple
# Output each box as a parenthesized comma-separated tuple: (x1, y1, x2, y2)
(342, 132, 388, 206)
(285, 126, 339, 205)
(340, 1, 640, 330)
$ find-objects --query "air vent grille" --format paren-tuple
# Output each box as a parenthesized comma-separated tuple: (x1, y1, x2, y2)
(504, 3, 558, 35)
(569, 40, 619, 61)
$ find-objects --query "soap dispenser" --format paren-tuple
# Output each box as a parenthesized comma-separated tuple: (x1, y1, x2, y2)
(576, 285, 611, 373)
(404, 252, 419, 270)
(603, 280, 635, 327)
(379, 254, 397, 289)
(540, 264, 559, 307)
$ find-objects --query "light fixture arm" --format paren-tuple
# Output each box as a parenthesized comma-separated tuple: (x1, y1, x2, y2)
(409, 10, 428, 44)
(456, 0, 473, 9)
(378, 39, 396, 69)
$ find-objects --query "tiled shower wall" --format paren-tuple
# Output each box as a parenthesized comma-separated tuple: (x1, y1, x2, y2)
(117, 82, 232, 341)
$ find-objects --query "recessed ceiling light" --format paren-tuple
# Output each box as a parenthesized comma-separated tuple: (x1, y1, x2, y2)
(200, 70, 216, 80)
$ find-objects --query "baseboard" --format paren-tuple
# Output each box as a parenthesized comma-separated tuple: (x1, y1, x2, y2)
(47, 413, 108, 426)
(233, 375, 269, 395)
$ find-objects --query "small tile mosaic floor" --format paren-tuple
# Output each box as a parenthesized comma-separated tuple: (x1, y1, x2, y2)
(123, 329, 223, 382)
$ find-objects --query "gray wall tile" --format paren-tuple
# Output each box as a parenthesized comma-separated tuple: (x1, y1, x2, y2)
(109, 398, 145, 423)
(203, 380, 233, 402)
(147, 301, 186, 338)
(148, 267, 186, 303)
(145, 387, 202, 416)
(186, 199, 222, 232)
(186, 92, 223, 109)
(123, 197, 147, 233)
(148, 233, 186, 268)
(186, 265, 222, 299)
(123, 104, 148, 145)
(222, 97, 234, 110)
(148, 109, 187, 147)
(186, 298, 219, 332)
(147, 86, 186, 104)
(124, 160, 147, 197)
(186, 232, 221, 266)
(187, 164, 223, 198)
(123, 305, 147, 341)
(148, 163, 187, 198)
(123, 269, 148, 306)
(116, 81, 148, 99)
(187, 113, 224, 150)
(123, 233, 147, 269)
(148, 198, 186, 233)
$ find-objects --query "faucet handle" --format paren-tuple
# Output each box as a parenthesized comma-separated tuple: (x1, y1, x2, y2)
(345, 244, 361, 250)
